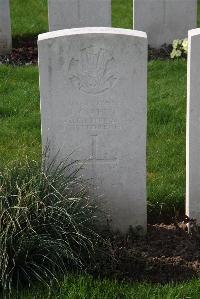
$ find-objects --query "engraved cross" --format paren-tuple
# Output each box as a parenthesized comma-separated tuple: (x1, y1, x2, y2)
(87, 135, 117, 188)
(89, 135, 117, 164)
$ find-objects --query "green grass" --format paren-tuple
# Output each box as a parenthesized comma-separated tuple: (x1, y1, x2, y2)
(10, 0, 200, 38)
(112, 0, 133, 28)
(0, 66, 41, 165)
(6, 275, 200, 299)
(1, 0, 200, 297)
(148, 59, 186, 218)
(10, 0, 133, 37)
(0, 60, 187, 215)
(10, 0, 48, 37)
(3, 0, 190, 215)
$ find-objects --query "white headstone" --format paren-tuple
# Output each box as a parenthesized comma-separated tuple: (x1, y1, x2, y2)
(133, 0, 197, 49)
(186, 28, 200, 223)
(38, 27, 147, 234)
(48, 0, 111, 31)
(0, 0, 12, 54)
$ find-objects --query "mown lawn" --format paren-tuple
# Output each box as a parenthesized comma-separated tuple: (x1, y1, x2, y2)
(1, 0, 200, 298)
(0, 66, 41, 164)
(5, 0, 189, 218)
(10, 0, 133, 37)
(7, 275, 200, 299)
(0, 60, 186, 217)
(10, 0, 200, 37)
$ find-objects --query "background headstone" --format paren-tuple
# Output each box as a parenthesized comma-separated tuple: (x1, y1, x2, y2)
(38, 27, 147, 234)
(48, 0, 111, 31)
(133, 0, 197, 49)
(0, 0, 12, 54)
(186, 28, 200, 224)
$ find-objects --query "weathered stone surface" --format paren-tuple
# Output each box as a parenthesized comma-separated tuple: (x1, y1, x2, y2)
(38, 27, 147, 233)
(48, 0, 111, 31)
(133, 0, 197, 49)
(186, 28, 200, 223)
(0, 0, 12, 54)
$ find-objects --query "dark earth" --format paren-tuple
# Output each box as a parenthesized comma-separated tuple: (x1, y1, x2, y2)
(94, 220, 200, 284)
(0, 36, 173, 66)
(1, 36, 195, 285)
(0, 37, 38, 66)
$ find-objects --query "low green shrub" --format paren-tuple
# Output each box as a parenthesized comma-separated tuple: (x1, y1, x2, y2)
(170, 38, 188, 59)
(0, 157, 103, 293)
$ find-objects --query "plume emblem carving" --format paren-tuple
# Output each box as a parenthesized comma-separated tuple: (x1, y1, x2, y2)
(69, 46, 118, 95)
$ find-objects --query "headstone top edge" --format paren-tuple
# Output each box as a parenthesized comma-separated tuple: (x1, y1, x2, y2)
(38, 27, 147, 42)
(188, 28, 200, 38)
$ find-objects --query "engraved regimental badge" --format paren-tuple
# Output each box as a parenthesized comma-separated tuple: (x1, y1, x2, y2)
(69, 46, 118, 95)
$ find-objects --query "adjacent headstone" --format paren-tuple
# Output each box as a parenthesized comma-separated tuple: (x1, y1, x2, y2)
(186, 28, 200, 224)
(133, 0, 197, 49)
(38, 27, 147, 233)
(0, 0, 12, 54)
(48, 0, 111, 31)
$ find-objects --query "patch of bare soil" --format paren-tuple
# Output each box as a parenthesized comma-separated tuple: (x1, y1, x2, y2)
(0, 37, 37, 65)
(148, 44, 173, 60)
(0, 38, 174, 66)
(94, 221, 200, 284)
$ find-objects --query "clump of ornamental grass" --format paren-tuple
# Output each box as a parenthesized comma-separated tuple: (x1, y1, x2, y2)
(0, 156, 103, 293)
